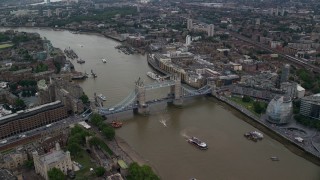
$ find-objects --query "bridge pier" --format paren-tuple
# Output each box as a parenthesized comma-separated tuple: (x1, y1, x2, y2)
(136, 79, 150, 115)
(170, 75, 183, 106)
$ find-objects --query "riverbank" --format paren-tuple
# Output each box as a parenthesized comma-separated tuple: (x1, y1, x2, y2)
(113, 136, 161, 177)
(213, 94, 320, 166)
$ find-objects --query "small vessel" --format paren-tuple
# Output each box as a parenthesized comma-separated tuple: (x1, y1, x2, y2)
(244, 131, 263, 142)
(270, 156, 279, 161)
(188, 137, 208, 150)
(98, 94, 107, 101)
(111, 121, 123, 128)
(147, 72, 161, 81)
(91, 69, 97, 78)
(102, 58, 107, 63)
(71, 74, 87, 80)
(77, 59, 85, 64)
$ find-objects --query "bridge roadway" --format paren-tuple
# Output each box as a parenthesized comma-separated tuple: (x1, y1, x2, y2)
(98, 84, 213, 116)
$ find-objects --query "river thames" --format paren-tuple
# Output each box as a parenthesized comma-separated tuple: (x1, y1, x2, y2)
(2, 27, 320, 180)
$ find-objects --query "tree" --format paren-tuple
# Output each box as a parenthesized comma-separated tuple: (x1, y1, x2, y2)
(127, 162, 160, 180)
(15, 99, 26, 108)
(253, 101, 265, 114)
(80, 93, 89, 104)
(102, 126, 115, 140)
(88, 136, 101, 147)
(242, 95, 251, 102)
(90, 113, 104, 126)
(67, 143, 82, 157)
(47, 168, 66, 180)
(24, 160, 34, 169)
(95, 167, 106, 177)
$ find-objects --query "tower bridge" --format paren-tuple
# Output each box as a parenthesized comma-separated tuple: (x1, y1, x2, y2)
(97, 75, 215, 116)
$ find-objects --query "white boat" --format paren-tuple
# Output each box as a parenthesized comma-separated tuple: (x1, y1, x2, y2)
(102, 58, 107, 63)
(188, 137, 208, 150)
(98, 94, 107, 101)
(147, 72, 161, 80)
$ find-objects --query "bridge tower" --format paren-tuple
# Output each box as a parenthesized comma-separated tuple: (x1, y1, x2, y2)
(170, 74, 183, 106)
(135, 78, 149, 115)
(207, 79, 216, 96)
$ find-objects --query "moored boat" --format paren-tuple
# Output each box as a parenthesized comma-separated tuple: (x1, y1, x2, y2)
(147, 71, 161, 81)
(111, 121, 123, 128)
(77, 59, 85, 64)
(98, 94, 107, 101)
(244, 131, 263, 142)
(188, 137, 208, 150)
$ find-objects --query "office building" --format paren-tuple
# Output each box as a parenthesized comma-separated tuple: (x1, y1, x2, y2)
(300, 94, 320, 120)
(207, 24, 215, 37)
(187, 19, 193, 30)
(266, 96, 293, 124)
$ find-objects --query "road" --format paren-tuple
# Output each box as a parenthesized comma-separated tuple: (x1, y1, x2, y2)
(0, 114, 88, 147)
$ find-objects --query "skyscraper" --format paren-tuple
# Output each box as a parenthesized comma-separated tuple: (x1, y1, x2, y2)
(280, 64, 290, 83)
(187, 19, 193, 30)
(185, 35, 191, 46)
(207, 24, 215, 37)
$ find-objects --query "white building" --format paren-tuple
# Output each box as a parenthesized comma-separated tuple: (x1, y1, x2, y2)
(296, 84, 305, 98)
(33, 143, 73, 180)
(185, 35, 192, 46)
(187, 19, 193, 30)
(207, 24, 215, 37)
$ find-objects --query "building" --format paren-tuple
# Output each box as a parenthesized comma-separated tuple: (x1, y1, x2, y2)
(185, 35, 191, 46)
(255, 18, 260, 25)
(280, 64, 290, 83)
(33, 143, 73, 180)
(0, 101, 68, 139)
(300, 94, 320, 120)
(207, 24, 215, 37)
(0, 148, 28, 170)
(296, 84, 305, 98)
(281, 82, 297, 99)
(107, 173, 124, 180)
(266, 96, 293, 124)
(0, 169, 16, 180)
(187, 19, 193, 30)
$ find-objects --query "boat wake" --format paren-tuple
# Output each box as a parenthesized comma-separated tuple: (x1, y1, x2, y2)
(159, 119, 167, 127)
(180, 130, 191, 139)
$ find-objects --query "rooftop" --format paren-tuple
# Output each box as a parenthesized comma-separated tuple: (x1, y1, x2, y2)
(39, 150, 68, 165)
(0, 169, 16, 180)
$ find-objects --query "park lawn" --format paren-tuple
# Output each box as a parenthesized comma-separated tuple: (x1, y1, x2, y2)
(73, 149, 97, 179)
(97, 139, 114, 156)
(229, 96, 260, 116)
(0, 44, 13, 49)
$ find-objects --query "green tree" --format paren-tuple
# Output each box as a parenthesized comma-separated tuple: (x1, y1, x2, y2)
(127, 162, 160, 180)
(90, 113, 104, 126)
(88, 136, 101, 147)
(24, 160, 34, 169)
(253, 101, 264, 114)
(67, 143, 82, 157)
(47, 168, 66, 180)
(15, 99, 25, 108)
(242, 95, 251, 102)
(102, 126, 115, 140)
(80, 93, 89, 104)
(95, 167, 106, 177)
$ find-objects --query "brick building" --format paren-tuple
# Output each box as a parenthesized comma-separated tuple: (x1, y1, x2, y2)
(0, 101, 67, 139)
